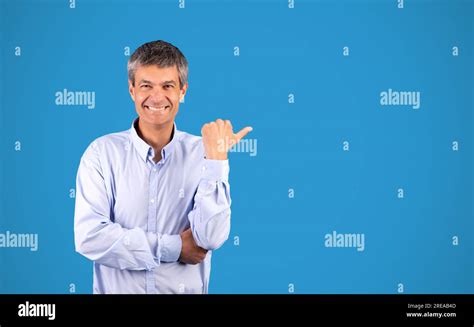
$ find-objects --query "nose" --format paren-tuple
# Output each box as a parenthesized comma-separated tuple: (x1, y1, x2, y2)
(147, 88, 168, 104)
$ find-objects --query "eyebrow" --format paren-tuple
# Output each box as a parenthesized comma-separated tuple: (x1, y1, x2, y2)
(161, 80, 177, 86)
(138, 79, 177, 86)
(138, 79, 155, 85)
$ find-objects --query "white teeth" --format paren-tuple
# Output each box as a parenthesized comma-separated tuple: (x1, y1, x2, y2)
(146, 106, 168, 111)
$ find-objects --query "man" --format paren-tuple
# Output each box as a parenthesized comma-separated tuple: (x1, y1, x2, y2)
(74, 40, 252, 294)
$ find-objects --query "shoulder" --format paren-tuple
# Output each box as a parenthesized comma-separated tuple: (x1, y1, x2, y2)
(83, 129, 130, 158)
(177, 130, 202, 147)
(175, 130, 205, 157)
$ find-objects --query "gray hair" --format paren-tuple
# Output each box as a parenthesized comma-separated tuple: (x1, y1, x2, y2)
(128, 40, 188, 89)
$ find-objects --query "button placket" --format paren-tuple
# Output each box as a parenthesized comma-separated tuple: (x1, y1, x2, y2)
(146, 162, 160, 294)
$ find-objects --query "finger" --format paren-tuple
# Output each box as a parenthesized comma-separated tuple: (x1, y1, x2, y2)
(234, 126, 253, 142)
(201, 123, 208, 134)
(216, 119, 224, 127)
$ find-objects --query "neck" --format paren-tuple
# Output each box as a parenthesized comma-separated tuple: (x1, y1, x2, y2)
(136, 119, 174, 162)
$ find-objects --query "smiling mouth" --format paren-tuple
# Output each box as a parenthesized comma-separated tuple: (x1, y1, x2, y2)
(144, 105, 171, 112)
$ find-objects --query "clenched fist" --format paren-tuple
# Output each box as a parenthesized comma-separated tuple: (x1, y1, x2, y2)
(179, 228, 208, 265)
(201, 119, 253, 160)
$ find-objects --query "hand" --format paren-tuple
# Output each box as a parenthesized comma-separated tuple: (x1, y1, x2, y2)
(178, 228, 208, 265)
(201, 119, 253, 160)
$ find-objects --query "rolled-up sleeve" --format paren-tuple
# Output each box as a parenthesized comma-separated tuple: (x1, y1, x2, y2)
(188, 159, 231, 251)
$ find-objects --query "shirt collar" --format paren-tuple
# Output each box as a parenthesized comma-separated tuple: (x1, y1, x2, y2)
(129, 118, 178, 163)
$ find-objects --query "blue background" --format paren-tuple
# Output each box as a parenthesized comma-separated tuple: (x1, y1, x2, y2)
(0, 0, 472, 294)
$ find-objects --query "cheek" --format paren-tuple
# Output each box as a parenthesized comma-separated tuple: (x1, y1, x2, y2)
(135, 93, 147, 105)
(171, 92, 182, 103)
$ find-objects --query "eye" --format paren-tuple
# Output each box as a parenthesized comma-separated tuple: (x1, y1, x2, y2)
(141, 85, 151, 89)
(164, 84, 174, 89)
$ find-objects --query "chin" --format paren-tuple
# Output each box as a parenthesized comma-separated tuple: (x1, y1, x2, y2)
(139, 108, 175, 127)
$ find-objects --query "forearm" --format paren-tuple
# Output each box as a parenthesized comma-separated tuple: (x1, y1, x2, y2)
(188, 159, 231, 251)
(74, 210, 182, 270)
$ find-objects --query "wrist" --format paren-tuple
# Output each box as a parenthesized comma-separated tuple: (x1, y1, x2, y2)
(205, 154, 228, 160)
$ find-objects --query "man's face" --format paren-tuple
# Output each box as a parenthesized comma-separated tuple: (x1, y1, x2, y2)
(129, 64, 187, 127)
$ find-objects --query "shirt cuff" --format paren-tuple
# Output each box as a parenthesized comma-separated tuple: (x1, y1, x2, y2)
(159, 234, 182, 263)
(201, 159, 230, 182)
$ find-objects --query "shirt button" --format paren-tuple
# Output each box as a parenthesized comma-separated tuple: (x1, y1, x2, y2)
(153, 168, 157, 172)
(202, 166, 206, 171)
(150, 199, 155, 203)
(124, 236, 130, 246)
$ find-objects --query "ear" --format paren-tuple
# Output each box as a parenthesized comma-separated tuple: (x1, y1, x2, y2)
(179, 82, 188, 102)
(128, 80, 136, 102)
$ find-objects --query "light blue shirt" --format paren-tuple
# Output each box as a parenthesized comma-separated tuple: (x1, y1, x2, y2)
(74, 119, 231, 294)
